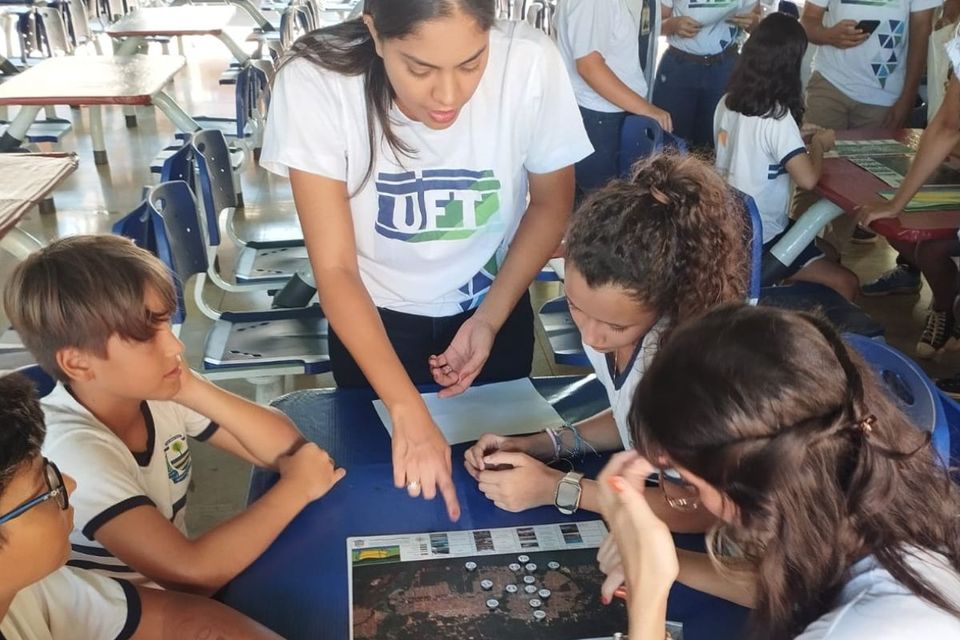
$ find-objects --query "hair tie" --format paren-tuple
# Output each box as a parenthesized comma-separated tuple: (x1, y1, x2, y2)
(853, 415, 877, 437)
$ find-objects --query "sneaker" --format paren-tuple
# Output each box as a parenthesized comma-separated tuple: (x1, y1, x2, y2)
(917, 309, 951, 358)
(851, 226, 878, 244)
(936, 373, 960, 400)
(861, 265, 922, 297)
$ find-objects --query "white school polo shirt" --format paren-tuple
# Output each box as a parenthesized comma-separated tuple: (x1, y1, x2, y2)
(663, 0, 755, 57)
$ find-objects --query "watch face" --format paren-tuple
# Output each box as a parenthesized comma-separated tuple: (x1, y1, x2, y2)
(556, 479, 580, 510)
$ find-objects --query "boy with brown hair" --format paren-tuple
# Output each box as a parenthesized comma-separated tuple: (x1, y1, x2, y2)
(0, 372, 281, 639)
(3, 234, 345, 595)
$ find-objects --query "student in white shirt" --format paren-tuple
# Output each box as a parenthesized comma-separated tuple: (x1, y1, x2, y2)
(652, 0, 760, 148)
(857, 35, 960, 360)
(799, 0, 939, 259)
(597, 304, 960, 640)
(261, 0, 592, 521)
(714, 13, 859, 300)
(465, 153, 747, 534)
(555, 0, 672, 193)
(0, 374, 280, 640)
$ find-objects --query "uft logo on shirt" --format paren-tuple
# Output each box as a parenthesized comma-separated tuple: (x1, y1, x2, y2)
(164, 434, 191, 484)
(375, 169, 502, 242)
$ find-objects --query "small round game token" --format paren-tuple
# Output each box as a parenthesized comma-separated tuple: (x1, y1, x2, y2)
(518, 554, 530, 563)
(522, 575, 536, 585)
(533, 610, 547, 622)
(547, 561, 560, 571)
(529, 598, 542, 608)
(486, 598, 499, 610)
(525, 562, 537, 573)
(524, 584, 538, 594)
(538, 588, 551, 600)
(464, 561, 478, 572)
(508, 563, 522, 572)
(480, 579, 494, 591)
(505, 584, 519, 594)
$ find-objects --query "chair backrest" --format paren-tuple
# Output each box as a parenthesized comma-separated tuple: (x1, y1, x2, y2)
(280, 4, 311, 50)
(637, 0, 661, 99)
(160, 141, 195, 185)
(36, 7, 74, 56)
(844, 333, 951, 463)
(191, 129, 239, 247)
(617, 115, 689, 177)
(735, 189, 763, 305)
(67, 0, 93, 44)
(148, 181, 211, 286)
(15, 364, 56, 398)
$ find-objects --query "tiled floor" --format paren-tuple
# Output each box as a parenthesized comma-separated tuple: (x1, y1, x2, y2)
(1, 28, 956, 536)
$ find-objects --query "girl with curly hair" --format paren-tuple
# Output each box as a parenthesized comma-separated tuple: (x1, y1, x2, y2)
(598, 303, 960, 639)
(714, 12, 859, 300)
(464, 152, 748, 534)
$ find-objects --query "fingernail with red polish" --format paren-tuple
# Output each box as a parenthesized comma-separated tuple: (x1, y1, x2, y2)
(607, 475, 625, 493)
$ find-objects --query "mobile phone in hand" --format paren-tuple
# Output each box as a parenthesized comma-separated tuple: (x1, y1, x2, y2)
(855, 19, 880, 34)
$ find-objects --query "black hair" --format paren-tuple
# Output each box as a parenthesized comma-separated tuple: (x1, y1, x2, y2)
(281, 0, 497, 191)
(0, 374, 46, 543)
(724, 12, 807, 125)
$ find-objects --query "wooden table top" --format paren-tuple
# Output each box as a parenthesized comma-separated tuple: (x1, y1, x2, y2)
(0, 152, 78, 239)
(107, 6, 237, 37)
(817, 128, 960, 242)
(0, 55, 186, 106)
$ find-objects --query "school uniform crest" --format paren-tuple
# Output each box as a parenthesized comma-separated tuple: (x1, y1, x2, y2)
(164, 434, 191, 484)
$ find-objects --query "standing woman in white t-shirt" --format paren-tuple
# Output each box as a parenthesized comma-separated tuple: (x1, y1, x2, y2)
(597, 304, 960, 640)
(651, 0, 760, 149)
(260, 0, 592, 520)
(555, 0, 672, 194)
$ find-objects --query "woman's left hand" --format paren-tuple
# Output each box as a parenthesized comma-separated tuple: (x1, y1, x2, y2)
(429, 315, 496, 398)
(597, 451, 679, 599)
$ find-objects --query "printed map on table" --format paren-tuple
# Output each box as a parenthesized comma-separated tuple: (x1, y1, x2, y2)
(879, 186, 960, 212)
(348, 520, 683, 640)
(848, 154, 960, 189)
(834, 139, 913, 157)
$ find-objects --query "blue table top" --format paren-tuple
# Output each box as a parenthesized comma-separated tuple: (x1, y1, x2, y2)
(219, 377, 749, 640)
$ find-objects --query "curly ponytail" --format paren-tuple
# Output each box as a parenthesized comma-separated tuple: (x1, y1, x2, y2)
(565, 152, 750, 339)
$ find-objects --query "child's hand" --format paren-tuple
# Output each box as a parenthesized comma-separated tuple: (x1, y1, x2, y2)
(597, 451, 678, 597)
(277, 442, 346, 503)
(638, 104, 673, 133)
(726, 11, 758, 30)
(855, 201, 902, 227)
(171, 364, 204, 405)
(827, 20, 870, 49)
(597, 532, 627, 604)
(464, 433, 523, 479)
(811, 128, 836, 152)
(475, 452, 563, 512)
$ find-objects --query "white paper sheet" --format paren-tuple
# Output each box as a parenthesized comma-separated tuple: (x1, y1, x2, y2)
(373, 378, 565, 444)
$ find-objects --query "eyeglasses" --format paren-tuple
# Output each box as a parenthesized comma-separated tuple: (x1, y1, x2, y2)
(0, 458, 69, 526)
(658, 467, 700, 512)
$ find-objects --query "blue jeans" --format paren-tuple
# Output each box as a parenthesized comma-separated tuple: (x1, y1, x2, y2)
(575, 107, 627, 195)
(653, 47, 738, 149)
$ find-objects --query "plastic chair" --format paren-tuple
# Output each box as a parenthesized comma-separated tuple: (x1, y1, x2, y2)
(844, 333, 950, 464)
(192, 129, 309, 284)
(618, 114, 688, 177)
(15, 364, 56, 398)
(115, 181, 330, 403)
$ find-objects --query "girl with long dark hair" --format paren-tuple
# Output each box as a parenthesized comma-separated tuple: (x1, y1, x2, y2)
(598, 304, 960, 639)
(259, 1, 592, 520)
(714, 12, 859, 301)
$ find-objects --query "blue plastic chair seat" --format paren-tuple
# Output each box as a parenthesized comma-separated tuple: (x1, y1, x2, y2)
(760, 282, 885, 338)
(0, 117, 71, 144)
(538, 296, 590, 367)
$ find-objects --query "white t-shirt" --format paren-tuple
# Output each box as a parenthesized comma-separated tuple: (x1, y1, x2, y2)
(663, 0, 754, 56)
(582, 317, 667, 449)
(808, 0, 943, 107)
(41, 383, 218, 585)
(714, 98, 806, 243)
(797, 549, 960, 639)
(260, 21, 593, 317)
(0, 566, 140, 640)
(555, 0, 649, 112)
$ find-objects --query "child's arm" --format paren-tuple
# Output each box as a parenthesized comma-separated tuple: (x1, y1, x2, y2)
(675, 549, 757, 608)
(784, 128, 836, 190)
(173, 369, 305, 469)
(95, 443, 344, 595)
(133, 585, 281, 639)
(575, 53, 673, 132)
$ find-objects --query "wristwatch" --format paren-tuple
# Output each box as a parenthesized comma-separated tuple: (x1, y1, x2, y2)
(554, 471, 585, 515)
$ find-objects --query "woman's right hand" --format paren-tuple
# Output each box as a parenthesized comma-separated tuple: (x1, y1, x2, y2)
(392, 407, 461, 521)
